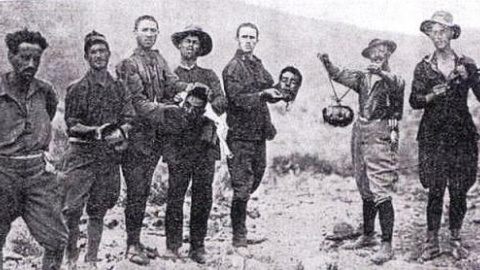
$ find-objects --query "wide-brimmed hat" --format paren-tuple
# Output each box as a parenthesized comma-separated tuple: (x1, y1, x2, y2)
(171, 25, 212, 57)
(325, 222, 361, 241)
(420, 10, 461, 39)
(361, 39, 397, 58)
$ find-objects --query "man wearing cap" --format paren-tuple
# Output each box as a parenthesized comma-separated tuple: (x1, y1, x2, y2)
(162, 26, 226, 263)
(0, 29, 67, 270)
(62, 31, 134, 269)
(115, 15, 194, 265)
(318, 38, 405, 264)
(410, 10, 480, 261)
(223, 22, 283, 257)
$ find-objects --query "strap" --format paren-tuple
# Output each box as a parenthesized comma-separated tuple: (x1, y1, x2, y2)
(321, 61, 352, 104)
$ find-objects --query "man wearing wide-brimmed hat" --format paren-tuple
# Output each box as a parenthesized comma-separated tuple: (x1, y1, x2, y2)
(410, 10, 480, 261)
(62, 30, 135, 269)
(115, 15, 196, 265)
(160, 25, 226, 264)
(318, 37, 405, 265)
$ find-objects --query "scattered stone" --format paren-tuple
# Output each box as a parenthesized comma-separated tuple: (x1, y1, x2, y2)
(105, 219, 119, 229)
(247, 207, 261, 219)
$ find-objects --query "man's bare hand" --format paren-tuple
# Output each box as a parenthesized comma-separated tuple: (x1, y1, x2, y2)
(261, 88, 283, 99)
(317, 53, 330, 66)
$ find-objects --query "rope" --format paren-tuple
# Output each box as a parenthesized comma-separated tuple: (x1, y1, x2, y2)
(321, 58, 353, 104)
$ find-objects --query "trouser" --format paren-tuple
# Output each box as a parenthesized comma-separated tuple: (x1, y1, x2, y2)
(61, 144, 121, 262)
(122, 146, 160, 246)
(227, 139, 266, 245)
(0, 156, 67, 270)
(352, 119, 397, 243)
(352, 119, 398, 205)
(419, 140, 478, 232)
(165, 159, 215, 250)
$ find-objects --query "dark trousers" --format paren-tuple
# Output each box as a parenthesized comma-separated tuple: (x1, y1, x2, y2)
(0, 156, 67, 270)
(227, 139, 266, 244)
(419, 140, 478, 232)
(61, 144, 121, 261)
(165, 159, 215, 250)
(122, 147, 160, 246)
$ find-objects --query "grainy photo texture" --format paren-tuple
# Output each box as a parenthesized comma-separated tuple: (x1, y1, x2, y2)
(2, 0, 480, 269)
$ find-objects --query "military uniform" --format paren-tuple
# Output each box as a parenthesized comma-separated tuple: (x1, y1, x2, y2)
(0, 72, 67, 270)
(116, 48, 189, 247)
(62, 70, 134, 262)
(223, 49, 275, 247)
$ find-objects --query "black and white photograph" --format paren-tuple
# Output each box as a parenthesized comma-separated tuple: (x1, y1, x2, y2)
(2, 0, 480, 269)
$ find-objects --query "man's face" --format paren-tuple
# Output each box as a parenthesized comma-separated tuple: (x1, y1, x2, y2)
(179, 34, 201, 61)
(427, 23, 453, 50)
(135, 19, 159, 49)
(85, 43, 110, 71)
(9, 42, 43, 82)
(279, 71, 300, 92)
(368, 44, 390, 67)
(183, 95, 206, 121)
(236, 26, 258, 53)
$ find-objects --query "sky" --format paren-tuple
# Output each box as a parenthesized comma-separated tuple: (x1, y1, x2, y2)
(242, 0, 480, 35)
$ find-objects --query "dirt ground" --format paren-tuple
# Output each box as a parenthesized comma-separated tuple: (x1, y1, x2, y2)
(4, 166, 480, 270)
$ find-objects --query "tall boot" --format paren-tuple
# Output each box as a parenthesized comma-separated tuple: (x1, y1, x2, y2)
(344, 200, 378, 250)
(371, 200, 394, 264)
(231, 199, 248, 247)
(85, 216, 104, 264)
(450, 229, 469, 260)
(42, 248, 64, 270)
(378, 200, 394, 243)
(65, 211, 82, 269)
(419, 230, 440, 261)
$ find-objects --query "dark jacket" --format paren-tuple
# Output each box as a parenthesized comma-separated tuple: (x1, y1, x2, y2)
(64, 70, 134, 142)
(159, 106, 220, 165)
(410, 52, 480, 144)
(222, 50, 276, 141)
(116, 48, 190, 156)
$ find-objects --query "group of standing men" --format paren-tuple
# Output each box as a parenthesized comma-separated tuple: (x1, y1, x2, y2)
(1, 8, 479, 270)
(0, 14, 302, 269)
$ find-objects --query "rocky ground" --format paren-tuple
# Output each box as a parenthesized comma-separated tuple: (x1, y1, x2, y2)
(5, 162, 480, 270)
